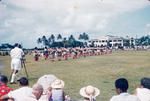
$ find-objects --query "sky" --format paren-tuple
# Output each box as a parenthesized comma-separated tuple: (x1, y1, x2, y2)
(0, 0, 150, 48)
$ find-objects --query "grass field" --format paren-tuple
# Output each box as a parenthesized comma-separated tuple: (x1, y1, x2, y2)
(0, 51, 150, 101)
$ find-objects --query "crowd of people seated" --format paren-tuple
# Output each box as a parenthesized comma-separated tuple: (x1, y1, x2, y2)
(0, 74, 150, 101)
(32, 47, 112, 61)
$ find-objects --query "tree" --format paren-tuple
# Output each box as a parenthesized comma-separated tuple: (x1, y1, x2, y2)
(50, 34, 55, 43)
(82, 32, 89, 41)
(37, 38, 42, 45)
(57, 34, 62, 41)
(82, 32, 89, 46)
(68, 35, 75, 46)
(62, 37, 68, 47)
(41, 35, 48, 47)
(78, 34, 83, 40)
(136, 35, 150, 46)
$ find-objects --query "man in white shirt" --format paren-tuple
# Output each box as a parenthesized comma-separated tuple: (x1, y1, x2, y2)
(110, 78, 140, 101)
(135, 77, 150, 101)
(10, 43, 24, 83)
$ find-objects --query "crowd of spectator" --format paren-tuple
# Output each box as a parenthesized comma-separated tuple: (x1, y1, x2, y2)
(0, 74, 150, 101)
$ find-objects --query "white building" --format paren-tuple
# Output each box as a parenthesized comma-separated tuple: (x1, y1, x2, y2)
(88, 35, 135, 48)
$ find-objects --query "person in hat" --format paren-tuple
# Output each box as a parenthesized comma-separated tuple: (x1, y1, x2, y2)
(79, 85, 100, 101)
(1, 77, 32, 101)
(0, 75, 13, 101)
(49, 79, 70, 101)
(110, 78, 140, 101)
(135, 77, 150, 101)
(10, 43, 24, 84)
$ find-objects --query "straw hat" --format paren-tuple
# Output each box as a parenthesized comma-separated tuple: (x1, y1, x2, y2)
(51, 79, 65, 89)
(80, 85, 100, 99)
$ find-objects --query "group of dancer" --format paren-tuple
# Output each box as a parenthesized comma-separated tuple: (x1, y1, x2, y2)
(32, 47, 112, 61)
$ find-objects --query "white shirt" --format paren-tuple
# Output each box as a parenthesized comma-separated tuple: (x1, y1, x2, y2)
(136, 88, 150, 101)
(22, 94, 38, 101)
(10, 47, 24, 59)
(8, 86, 32, 101)
(110, 93, 140, 101)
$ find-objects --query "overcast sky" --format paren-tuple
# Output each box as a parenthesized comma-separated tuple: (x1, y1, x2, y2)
(0, 0, 150, 48)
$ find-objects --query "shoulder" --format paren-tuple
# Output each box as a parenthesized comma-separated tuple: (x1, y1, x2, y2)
(128, 95, 140, 101)
(110, 95, 119, 101)
(0, 85, 12, 97)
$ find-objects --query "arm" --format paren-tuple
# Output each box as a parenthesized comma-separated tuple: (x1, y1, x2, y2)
(0, 94, 10, 100)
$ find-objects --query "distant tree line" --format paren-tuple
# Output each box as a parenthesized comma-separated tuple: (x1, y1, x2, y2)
(37, 32, 89, 48)
(136, 35, 150, 46)
(0, 34, 150, 50)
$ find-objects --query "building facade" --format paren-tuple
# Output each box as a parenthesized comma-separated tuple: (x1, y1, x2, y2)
(88, 35, 135, 48)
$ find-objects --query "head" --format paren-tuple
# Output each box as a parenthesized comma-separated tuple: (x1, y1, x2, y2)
(18, 44, 22, 48)
(14, 43, 19, 47)
(51, 79, 65, 89)
(32, 83, 43, 100)
(80, 85, 100, 101)
(115, 78, 128, 94)
(140, 77, 150, 89)
(18, 77, 29, 86)
(0, 75, 8, 84)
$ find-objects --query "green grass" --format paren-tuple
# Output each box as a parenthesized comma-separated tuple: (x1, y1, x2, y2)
(0, 51, 150, 101)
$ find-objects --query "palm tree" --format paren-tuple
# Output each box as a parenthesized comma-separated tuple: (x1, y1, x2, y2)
(42, 35, 48, 47)
(78, 34, 83, 41)
(50, 34, 55, 43)
(68, 35, 76, 47)
(37, 38, 42, 45)
(69, 35, 75, 41)
(82, 32, 89, 41)
(82, 32, 89, 46)
(48, 37, 52, 45)
(57, 34, 62, 41)
(63, 37, 67, 47)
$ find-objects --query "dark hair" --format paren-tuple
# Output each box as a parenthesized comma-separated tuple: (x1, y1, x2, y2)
(14, 43, 19, 47)
(141, 77, 150, 89)
(18, 77, 29, 86)
(115, 78, 128, 92)
(0, 75, 8, 84)
(35, 47, 38, 49)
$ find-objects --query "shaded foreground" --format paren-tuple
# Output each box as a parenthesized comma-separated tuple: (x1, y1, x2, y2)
(0, 51, 150, 101)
